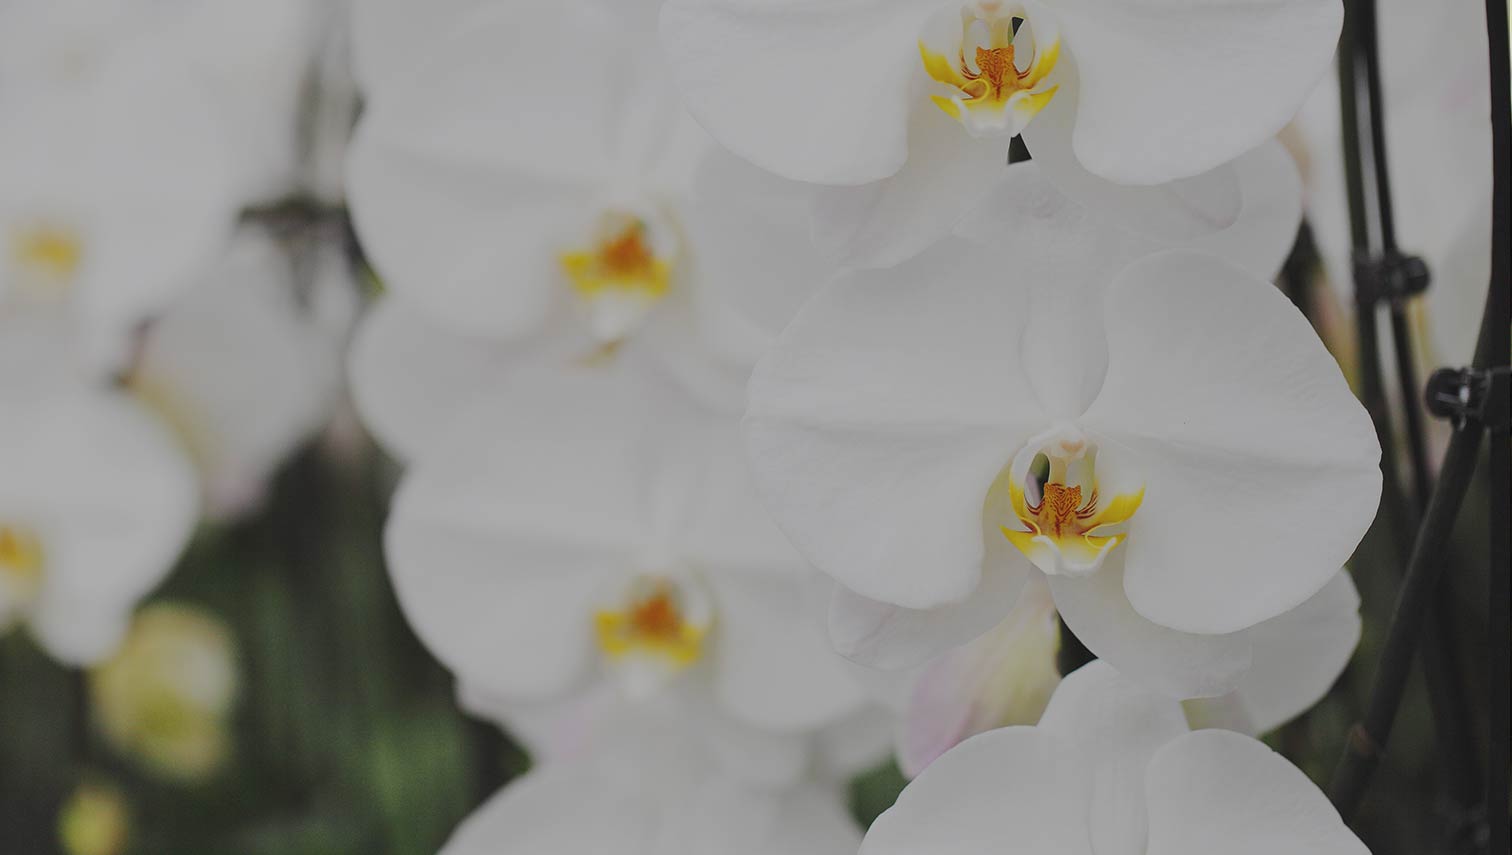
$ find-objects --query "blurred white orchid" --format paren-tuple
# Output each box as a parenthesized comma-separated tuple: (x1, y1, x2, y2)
(384, 362, 877, 786)
(661, 0, 1340, 268)
(347, 0, 781, 412)
(0, 47, 239, 372)
(744, 214, 1381, 699)
(862, 661, 1368, 855)
(440, 714, 862, 855)
(89, 602, 240, 782)
(129, 229, 352, 520)
(860, 570, 1360, 777)
(0, 319, 198, 665)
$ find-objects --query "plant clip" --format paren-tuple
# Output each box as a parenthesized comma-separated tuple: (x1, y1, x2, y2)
(1352, 249, 1431, 306)
(1425, 365, 1511, 431)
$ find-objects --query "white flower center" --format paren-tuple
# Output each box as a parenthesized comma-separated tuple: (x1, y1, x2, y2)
(999, 423, 1143, 576)
(919, 1, 1060, 137)
(558, 205, 680, 348)
(592, 570, 713, 699)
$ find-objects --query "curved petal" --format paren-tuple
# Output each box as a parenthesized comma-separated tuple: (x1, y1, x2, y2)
(1229, 568, 1360, 733)
(348, 0, 487, 98)
(0, 391, 198, 666)
(346, 1, 626, 338)
(685, 148, 832, 366)
(964, 137, 1300, 284)
(810, 105, 1007, 269)
(659, 0, 927, 185)
(1181, 139, 1304, 283)
(860, 727, 1092, 855)
(132, 230, 339, 519)
(744, 238, 1047, 609)
(347, 296, 518, 463)
(1144, 729, 1368, 855)
(1080, 251, 1380, 634)
(897, 579, 1061, 777)
(710, 570, 867, 733)
(1038, 661, 1191, 855)
(1021, 86, 1242, 242)
(827, 559, 1029, 671)
(1052, 0, 1341, 184)
(441, 765, 657, 855)
(1049, 552, 1252, 701)
(385, 364, 666, 701)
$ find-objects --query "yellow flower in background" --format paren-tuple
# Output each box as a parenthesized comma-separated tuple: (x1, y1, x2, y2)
(89, 603, 239, 782)
(57, 780, 129, 855)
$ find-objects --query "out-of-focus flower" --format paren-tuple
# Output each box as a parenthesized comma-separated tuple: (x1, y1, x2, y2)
(347, 0, 794, 416)
(0, 46, 240, 372)
(745, 213, 1380, 699)
(0, 321, 198, 665)
(661, 0, 1339, 268)
(1294, 0, 1493, 372)
(89, 602, 239, 782)
(57, 779, 130, 855)
(348, 0, 489, 101)
(871, 570, 1360, 777)
(130, 228, 351, 519)
(861, 661, 1368, 855)
(440, 714, 861, 855)
(385, 362, 872, 786)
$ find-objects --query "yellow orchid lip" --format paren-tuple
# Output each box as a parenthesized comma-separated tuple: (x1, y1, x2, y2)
(999, 427, 1143, 576)
(0, 523, 45, 604)
(920, 3, 1060, 137)
(593, 574, 713, 697)
(9, 222, 83, 297)
(558, 209, 676, 346)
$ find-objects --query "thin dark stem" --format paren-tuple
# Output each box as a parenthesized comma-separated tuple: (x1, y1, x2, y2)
(1335, 0, 1483, 816)
(1480, 0, 1510, 851)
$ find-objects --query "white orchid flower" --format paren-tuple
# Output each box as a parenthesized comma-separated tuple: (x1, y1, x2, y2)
(661, 0, 1340, 268)
(441, 715, 861, 855)
(859, 569, 1359, 777)
(744, 214, 1381, 699)
(347, 0, 779, 412)
(862, 661, 1368, 855)
(0, 321, 198, 665)
(130, 229, 351, 520)
(384, 362, 872, 785)
(0, 46, 239, 373)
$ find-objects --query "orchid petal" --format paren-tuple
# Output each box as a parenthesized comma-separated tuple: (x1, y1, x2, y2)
(745, 239, 1046, 609)
(1080, 250, 1380, 634)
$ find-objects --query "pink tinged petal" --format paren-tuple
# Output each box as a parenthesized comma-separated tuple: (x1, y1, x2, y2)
(744, 239, 1048, 610)
(1049, 552, 1253, 700)
(1021, 85, 1243, 241)
(1039, 661, 1191, 855)
(1144, 729, 1369, 855)
(347, 296, 518, 464)
(1079, 250, 1381, 635)
(385, 366, 666, 701)
(898, 581, 1060, 777)
(827, 557, 1029, 670)
(710, 571, 867, 733)
(861, 727, 1094, 855)
(346, 1, 625, 339)
(659, 0, 927, 185)
(1231, 569, 1361, 733)
(810, 105, 1008, 270)
(1050, 0, 1342, 185)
